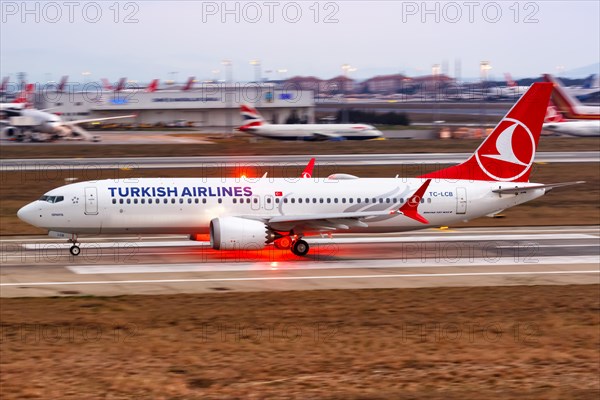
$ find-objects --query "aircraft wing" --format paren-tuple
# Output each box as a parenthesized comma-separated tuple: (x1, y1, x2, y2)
(246, 179, 432, 233)
(245, 210, 395, 232)
(492, 181, 585, 195)
(60, 114, 136, 126)
(311, 131, 342, 140)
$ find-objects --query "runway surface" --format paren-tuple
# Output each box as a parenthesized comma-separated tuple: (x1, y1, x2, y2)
(2, 151, 598, 171)
(1, 226, 598, 297)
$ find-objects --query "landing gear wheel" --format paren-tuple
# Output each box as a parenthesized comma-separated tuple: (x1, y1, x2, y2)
(292, 239, 309, 256)
(274, 236, 293, 250)
(69, 245, 81, 256)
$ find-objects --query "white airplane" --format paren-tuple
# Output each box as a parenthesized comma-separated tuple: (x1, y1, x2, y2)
(18, 82, 583, 256)
(237, 105, 383, 141)
(543, 101, 600, 137)
(488, 73, 529, 99)
(1, 85, 135, 142)
(543, 74, 600, 119)
(564, 74, 600, 99)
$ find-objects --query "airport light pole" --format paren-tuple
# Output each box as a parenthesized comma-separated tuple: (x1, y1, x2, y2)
(222, 60, 233, 134)
(250, 59, 261, 82)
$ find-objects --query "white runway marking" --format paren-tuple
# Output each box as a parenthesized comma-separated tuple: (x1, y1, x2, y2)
(1, 270, 598, 287)
(18, 233, 597, 250)
(66, 256, 600, 275)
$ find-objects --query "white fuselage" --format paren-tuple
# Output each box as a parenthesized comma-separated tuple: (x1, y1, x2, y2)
(543, 120, 600, 137)
(18, 177, 546, 236)
(245, 124, 383, 140)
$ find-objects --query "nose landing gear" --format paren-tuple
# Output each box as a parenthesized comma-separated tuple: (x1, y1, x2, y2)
(68, 234, 81, 256)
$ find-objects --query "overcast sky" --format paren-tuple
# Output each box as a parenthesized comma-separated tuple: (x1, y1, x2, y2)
(1, 1, 599, 84)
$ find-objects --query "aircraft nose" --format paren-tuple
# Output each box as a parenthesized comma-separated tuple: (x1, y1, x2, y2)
(17, 202, 38, 226)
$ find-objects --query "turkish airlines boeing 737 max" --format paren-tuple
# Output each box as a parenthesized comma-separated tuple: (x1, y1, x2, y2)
(17, 82, 582, 256)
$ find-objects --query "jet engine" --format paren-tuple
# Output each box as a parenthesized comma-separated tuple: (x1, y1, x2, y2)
(2, 126, 19, 139)
(210, 217, 272, 250)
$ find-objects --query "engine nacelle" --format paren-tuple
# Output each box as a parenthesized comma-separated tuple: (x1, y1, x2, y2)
(210, 217, 269, 250)
(2, 126, 19, 138)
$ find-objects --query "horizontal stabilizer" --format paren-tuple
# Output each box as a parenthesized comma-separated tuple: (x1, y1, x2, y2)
(492, 181, 585, 195)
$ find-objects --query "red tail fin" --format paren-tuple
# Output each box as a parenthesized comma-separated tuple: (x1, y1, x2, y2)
(182, 77, 195, 91)
(542, 74, 580, 118)
(421, 82, 553, 183)
(146, 79, 159, 92)
(13, 83, 34, 104)
(301, 158, 316, 178)
(101, 78, 113, 91)
(57, 75, 68, 92)
(115, 77, 126, 92)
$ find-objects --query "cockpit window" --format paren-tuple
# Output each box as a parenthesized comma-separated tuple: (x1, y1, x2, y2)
(39, 195, 64, 203)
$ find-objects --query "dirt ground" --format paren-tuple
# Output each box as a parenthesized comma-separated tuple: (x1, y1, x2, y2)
(0, 285, 598, 399)
(1, 162, 598, 235)
(1, 137, 599, 159)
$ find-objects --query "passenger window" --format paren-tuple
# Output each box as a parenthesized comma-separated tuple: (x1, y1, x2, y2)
(334, 198, 338, 203)
(141, 199, 145, 204)
(298, 198, 302, 203)
(319, 198, 323, 203)
(427, 198, 431, 203)
(349, 198, 354, 203)
(126, 199, 131, 204)
(164, 199, 168, 204)
(327, 198, 331, 204)
(187, 198, 192, 204)
(119, 199, 124, 204)
(195, 198, 199, 204)
(148, 199, 152, 204)
(379, 198, 383, 204)
(284, 198, 288, 204)
(171, 198, 175, 204)
(179, 199, 184, 204)
(134, 199, 138, 204)
(291, 198, 295, 204)
(253, 198, 258, 204)
(112, 199, 116, 204)
(218, 198, 222, 204)
(276, 198, 280, 204)
(266, 198, 271, 204)
(342, 198, 346, 203)
(233, 198, 237, 204)
(386, 198, 390, 204)
(202, 199, 207, 204)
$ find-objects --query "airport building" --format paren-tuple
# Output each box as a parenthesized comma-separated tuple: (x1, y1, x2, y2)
(36, 83, 315, 129)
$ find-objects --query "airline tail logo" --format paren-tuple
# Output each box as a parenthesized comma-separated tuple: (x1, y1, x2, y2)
(241, 104, 263, 122)
(420, 82, 553, 183)
(475, 118, 535, 181)
(545, 101, 565, 122)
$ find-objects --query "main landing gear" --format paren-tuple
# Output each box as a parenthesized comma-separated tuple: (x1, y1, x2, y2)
(291, 239, 309, 256)
(273, 235, 310, 256)
(68, 234, 81, 256)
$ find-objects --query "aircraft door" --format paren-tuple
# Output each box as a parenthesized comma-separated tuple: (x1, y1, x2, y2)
(456, 187, 467, 214)
(84, 187, 98, 215)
